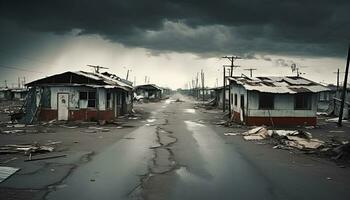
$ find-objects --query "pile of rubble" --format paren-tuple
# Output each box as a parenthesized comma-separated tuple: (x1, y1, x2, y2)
(227, 126, 350, 164)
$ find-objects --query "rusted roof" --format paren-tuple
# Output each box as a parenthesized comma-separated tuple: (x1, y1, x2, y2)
(228, 76, 330, 94)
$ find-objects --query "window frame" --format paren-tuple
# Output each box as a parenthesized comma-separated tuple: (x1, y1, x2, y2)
(294, 93, 312, 110)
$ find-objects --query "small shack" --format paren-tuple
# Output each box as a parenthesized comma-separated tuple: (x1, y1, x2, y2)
(212, 86, 229, 108)
(228, 76, 329, 126)
(134, 84, 162, 101)
(22, 71, 133, 123)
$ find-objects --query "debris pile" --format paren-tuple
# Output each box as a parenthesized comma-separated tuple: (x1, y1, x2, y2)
(0, 143, 55, 155)
(235, 126, 350, 164)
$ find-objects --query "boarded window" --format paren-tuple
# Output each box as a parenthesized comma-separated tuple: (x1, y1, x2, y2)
(259, 93, 274, 109)
(79, 92, 87, 100)
(234, 94, 238, 106)
(87, 92, 96, 108)
(295, 93, 311, 110)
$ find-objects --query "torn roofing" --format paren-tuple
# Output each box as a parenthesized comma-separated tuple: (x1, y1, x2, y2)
(135, 84, 163, 91)
(26, 71, 133, 90)
(228, 76, 330, 94)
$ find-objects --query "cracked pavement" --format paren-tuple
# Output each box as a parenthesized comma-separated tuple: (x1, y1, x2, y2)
(2, 94, 350, 200)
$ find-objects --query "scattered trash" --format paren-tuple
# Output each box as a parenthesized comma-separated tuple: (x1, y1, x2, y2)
(224, 132, 240, 136)
(6, 124, 26, 128)
(0, 143, 55, 155)
(329, 130, 345, 133)
(326, 177, 332, 180)
(147, 119, 156, 123)
(1, 130, 25, 134)
(25, 154, 67, 162)
(0, 166, 20, 183)
(60, 125, 78, 129)
(242, 127, 269, 140)
(88, 127, 110, 132)
(145, 123, 155, 126)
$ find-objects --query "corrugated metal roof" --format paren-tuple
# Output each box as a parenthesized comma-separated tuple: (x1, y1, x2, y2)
(135, 84, 163, 91)
(26, 71, 133, 91)
(228, 76, 330, 94)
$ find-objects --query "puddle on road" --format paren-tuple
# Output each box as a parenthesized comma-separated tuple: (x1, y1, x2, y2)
(184, 109, 196, 114)
(175, 166, 203, 183)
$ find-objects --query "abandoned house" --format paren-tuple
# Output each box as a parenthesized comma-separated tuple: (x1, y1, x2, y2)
(134, 84, 163, 100)
(21, 71, 133, 123)
(228, 76, 330, 126)
(213, 86, 229, 108)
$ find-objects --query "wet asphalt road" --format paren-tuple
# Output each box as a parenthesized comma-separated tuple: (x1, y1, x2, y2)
(47, 94, 350, 200)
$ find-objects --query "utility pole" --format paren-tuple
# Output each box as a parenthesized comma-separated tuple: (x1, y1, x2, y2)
(244, 68, 257, 77)
(126, 69, 130, 81)
(23, 77, 26, 87)
(4, 80, 7, 88)
(222, 56, 242, 76)
(87, 65, 109, 73)
(196, 73, 199, 99)
(134, 76, 136, 86)
(222, 55, 241, 117)
(338, 45, 350, 127)
(145, 76, 147, 84)
(18, 77, 21, 88)
(201, 69, 205, 101)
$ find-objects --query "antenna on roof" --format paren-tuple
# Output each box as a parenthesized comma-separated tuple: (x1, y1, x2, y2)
(291, 63, 305, 77)
(87, 65, 109, 73)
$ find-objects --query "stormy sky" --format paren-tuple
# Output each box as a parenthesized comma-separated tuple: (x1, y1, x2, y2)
(0, 0, 349, 89)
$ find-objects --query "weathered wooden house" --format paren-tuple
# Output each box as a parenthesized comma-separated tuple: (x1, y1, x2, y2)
(228, 76, 329, 126)
(22, 71, 133, 123)
(134, 84, 162, 101)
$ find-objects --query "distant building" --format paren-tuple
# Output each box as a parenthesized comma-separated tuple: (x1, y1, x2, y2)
(0, 88, 28, 101)
(0, 88, 11, 100)
(22, 71, 133, 123)
(134, 84, 163, 101)
(228, 76, 330, 126)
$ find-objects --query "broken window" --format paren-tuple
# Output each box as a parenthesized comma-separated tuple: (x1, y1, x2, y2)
(295, 93, 311, 110)
(234, 94, 237, 106)
(87, 91, 96, 108)
(259, 93, 274, 109)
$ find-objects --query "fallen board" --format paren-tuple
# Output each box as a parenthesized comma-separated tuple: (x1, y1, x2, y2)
(0, 166, 20, 183)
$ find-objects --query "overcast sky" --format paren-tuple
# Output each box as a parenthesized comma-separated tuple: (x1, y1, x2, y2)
(0, 0, 349, 89)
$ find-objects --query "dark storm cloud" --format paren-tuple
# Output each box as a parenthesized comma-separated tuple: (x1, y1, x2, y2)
(0, 0, 349, 57)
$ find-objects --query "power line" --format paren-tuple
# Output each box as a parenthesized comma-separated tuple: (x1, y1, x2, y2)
(0, 63, 44, 74)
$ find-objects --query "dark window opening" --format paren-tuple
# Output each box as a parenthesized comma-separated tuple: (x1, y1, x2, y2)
(88, 99, 96, 108)
(240, 95, 244, 108)
(259, 93, 274, 109)
(106, 92, 111, 109)
(295, 93, 311, 110)
(79, 92, 87, 100)
(234, 94, 237, 106)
